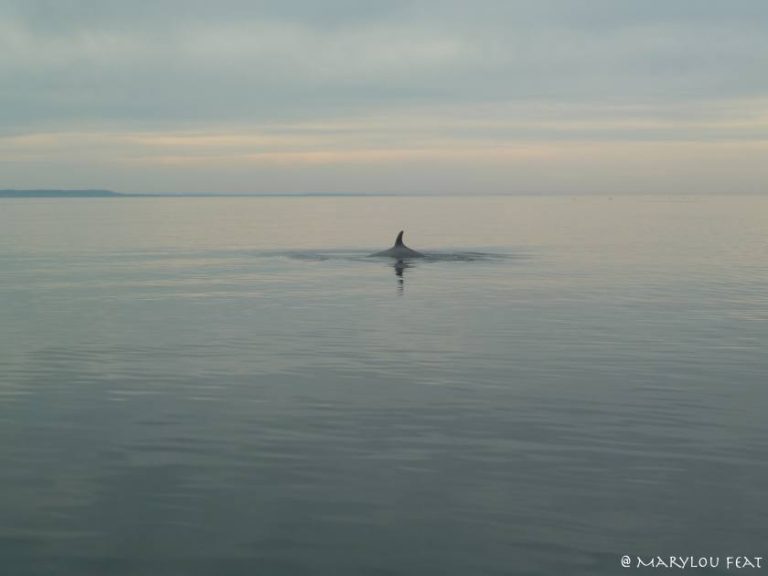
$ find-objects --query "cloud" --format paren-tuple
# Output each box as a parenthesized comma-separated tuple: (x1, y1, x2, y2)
(1, 1, 767, 193)
(3, 103, 766, 195)
(3, 1, 767, 127)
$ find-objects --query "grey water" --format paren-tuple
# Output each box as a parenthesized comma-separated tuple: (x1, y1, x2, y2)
(1, 195, 767, 575)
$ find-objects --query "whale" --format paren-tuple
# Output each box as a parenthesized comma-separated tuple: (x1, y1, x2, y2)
(370, 231, 424, 258)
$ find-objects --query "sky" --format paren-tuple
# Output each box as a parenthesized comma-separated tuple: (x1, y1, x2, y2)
(1, 0, 767, 195)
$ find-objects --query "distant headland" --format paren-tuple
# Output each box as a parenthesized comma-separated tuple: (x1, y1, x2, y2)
(0, 189, 122, 198)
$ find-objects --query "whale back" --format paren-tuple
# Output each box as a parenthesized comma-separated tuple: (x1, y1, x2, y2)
(369, 230, 424, 258)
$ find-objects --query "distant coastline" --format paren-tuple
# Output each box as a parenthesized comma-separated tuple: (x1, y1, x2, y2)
(0, 189, 122, 198)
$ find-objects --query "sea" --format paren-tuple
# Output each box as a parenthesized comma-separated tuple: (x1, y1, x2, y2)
(1, 194, 766, 575)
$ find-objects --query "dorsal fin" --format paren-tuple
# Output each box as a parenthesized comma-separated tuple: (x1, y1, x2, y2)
(395, 231, 405, 247)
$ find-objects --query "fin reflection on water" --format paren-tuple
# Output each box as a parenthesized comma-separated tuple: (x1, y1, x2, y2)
(285, 237, 510, 296)
(368, 230, 424, 295)
(393, 258, 412, 295)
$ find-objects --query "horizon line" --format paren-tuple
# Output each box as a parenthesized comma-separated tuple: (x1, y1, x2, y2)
(2, 189, 766, 198)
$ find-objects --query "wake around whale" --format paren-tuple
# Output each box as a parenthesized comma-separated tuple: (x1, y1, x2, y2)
(370, 231, 424, 258)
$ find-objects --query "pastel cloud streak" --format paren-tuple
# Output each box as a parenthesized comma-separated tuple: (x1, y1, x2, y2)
(1, 1, 767, 194)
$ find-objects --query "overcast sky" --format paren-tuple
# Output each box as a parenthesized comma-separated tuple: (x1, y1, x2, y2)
(1, 0, 766, 194)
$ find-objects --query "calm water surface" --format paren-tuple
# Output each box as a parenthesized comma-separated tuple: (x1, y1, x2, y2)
(1, 196, 767, 575)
